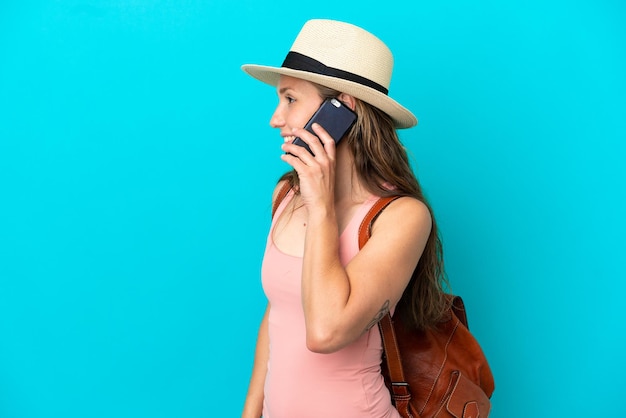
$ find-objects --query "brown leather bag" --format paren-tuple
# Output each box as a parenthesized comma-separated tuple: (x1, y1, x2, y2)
(358, 196, 495, 418)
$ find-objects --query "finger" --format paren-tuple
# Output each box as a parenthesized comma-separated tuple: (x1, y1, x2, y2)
(290, 127, 326, 158)
(280, 142, 317, 174)
(299, 125, 326, 157)
(281, 140, 316, 165)
(280, 149, 309, 170)
(291, 123, 332, 157)
(311, 123, 336, 160)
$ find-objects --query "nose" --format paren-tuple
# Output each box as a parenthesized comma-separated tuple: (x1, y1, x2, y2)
(269, 106, 284, 128)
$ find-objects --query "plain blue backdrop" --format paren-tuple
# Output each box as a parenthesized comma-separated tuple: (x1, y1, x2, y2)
(1, 1, 624, 417)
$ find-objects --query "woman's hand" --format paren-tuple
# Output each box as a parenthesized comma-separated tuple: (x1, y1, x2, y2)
(280, 123, 337, 211)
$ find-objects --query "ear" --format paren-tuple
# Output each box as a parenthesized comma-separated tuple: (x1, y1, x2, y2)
(337, 93, 356, 111)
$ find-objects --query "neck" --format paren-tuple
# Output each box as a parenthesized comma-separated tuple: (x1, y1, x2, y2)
(333, 143, 369, 204)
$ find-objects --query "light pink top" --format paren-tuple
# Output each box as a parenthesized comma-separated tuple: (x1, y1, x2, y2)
(261, 190, 400, 418)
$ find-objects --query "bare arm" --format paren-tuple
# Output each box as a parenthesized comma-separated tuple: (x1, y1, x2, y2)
(241, 304, 270, 418)
(302, 197, 431, 353)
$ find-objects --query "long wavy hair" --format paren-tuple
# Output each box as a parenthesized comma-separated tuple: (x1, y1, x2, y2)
(279, 83, 450, 330)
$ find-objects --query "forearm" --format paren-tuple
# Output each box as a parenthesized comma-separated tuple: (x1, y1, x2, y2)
(242, 306, 270, 418)
(301, 207, 352, 352)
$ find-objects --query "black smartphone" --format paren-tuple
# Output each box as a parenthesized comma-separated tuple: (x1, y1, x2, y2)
(291, 98, 357, 155)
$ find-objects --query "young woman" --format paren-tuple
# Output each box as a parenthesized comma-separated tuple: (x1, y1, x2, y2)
(241, 19, 448, 418)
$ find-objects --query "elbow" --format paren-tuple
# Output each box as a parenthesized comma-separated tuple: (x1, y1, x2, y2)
(305, 326, 342, 354)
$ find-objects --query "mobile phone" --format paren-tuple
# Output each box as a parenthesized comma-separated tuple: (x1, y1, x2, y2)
(291, 98, 357, 155)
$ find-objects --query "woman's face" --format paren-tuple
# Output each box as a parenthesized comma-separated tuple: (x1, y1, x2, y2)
(270, 75, 324, 143)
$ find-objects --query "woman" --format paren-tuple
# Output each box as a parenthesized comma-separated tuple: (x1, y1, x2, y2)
(241, 19, 448, 418)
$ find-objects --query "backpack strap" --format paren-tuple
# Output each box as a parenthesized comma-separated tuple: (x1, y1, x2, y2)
(271, 181, 293, 219)
(357, 196, 414, 416)
(357, 196, 400, 249)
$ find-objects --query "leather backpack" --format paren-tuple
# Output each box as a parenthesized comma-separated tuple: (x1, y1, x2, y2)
(359, 196, 495, 418)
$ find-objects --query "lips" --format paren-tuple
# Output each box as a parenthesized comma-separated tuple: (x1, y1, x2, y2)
(282, 135, 296, 143)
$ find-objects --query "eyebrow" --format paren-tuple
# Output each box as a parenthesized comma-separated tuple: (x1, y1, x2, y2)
(278, 87, 294, 95)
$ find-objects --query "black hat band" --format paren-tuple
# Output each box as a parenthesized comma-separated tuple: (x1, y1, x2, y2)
(281, 51, 389, 95)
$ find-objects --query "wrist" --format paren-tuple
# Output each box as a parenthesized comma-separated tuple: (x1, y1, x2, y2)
(305, 204, 335, 227)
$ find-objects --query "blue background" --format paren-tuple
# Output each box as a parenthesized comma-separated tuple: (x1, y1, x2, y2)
(1, 1, 624, 417)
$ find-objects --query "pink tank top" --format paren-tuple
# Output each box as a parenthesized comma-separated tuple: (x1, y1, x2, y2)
(261, 190, 401, 418)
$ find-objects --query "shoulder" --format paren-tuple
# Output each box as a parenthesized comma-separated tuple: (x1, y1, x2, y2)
(371, 196, 432, 239)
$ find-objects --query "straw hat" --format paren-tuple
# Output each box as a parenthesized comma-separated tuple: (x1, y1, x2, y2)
(241, 19, 417, 128)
